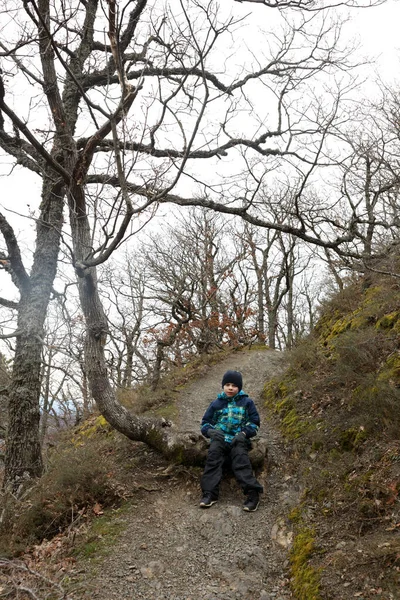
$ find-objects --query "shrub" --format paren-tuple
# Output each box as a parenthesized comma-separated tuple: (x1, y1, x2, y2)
(286, 337, 321, 377)
(351, 379, 400, 438)
(330, 329, 395, 384)
(0, 435, 125, 554)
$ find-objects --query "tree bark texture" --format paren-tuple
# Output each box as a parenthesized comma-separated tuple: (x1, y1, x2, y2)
(4, 179, 65, 491)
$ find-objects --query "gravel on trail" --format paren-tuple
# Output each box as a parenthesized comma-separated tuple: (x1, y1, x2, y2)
(78, 349, 301, 600)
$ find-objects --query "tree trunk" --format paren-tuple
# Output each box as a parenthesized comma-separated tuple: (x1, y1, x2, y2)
(4, 180, 64, 491)
(39, 346, 53, 444)
(267, 310, 277, 350)
(122, 331, 134, 388)
(286, 264, 294, 349)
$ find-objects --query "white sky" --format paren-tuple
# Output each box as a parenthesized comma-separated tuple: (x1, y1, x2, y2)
(352, 0, 399, 80)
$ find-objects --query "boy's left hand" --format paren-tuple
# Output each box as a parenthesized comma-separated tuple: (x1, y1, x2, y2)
(232, 432, 246, 445)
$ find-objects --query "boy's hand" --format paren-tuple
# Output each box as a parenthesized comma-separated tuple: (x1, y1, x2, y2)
(208, 429, 225, 440)
(232, 432, 246, 445)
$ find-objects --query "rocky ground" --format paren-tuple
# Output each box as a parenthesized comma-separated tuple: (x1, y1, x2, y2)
(72, 349, 302, 600)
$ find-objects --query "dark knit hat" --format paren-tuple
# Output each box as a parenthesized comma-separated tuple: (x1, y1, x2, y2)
(221, 370, 243, 391)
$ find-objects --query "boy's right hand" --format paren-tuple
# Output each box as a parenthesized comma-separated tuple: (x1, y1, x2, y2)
(208, 429, 225, 440)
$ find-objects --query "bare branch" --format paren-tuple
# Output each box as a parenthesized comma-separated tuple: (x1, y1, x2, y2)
(0, 558, 73, 600)
(0, 75, 70, 182)
(234, 0, 385, 10)
(0, 131, 44, 174)
(0, 214, 30, 291)
(0, 296, 18, 309)
(0, 329, 21, 339)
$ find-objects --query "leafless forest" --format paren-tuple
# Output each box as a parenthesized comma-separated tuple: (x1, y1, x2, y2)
(0, 0, 399, 491)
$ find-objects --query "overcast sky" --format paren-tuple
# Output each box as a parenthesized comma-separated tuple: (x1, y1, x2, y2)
(354, 0, 399, 78)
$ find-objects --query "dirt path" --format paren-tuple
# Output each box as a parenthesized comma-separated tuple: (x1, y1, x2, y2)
(78, 349, 301, 600)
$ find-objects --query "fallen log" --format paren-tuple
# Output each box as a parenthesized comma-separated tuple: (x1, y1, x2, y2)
(160, 429, 268, 473)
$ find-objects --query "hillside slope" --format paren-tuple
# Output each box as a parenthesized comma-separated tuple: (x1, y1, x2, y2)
(265, 276, 400, 600)
(3, 281, 399, 600)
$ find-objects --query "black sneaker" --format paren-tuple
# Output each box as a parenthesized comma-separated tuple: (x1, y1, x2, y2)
(199, 494, 217, 508)
(243, 492, 260, 512)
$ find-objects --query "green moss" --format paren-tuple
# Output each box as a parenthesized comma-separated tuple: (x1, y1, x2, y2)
(315, 285, 385, 348)
(276, 396, 295, 413)
(290, 528, 322, 600)
(378, 352, 400, 384)
(329, 315, 352, 337)
(393, 320, 400, 335)
(249, 343, 270, 351)
(264, 378, 313, 440)
(316, 313, 352, 346)
(364, 285, 382, 299)
(338, 427, 367, 452)
(154, 403, 179, 420)
(375, 311, 400, 330)
(321, 308, 374, 344)
(314, 309, 343, 339)
(73, 415, 112, 445)
(311, 440, 323, 451)
(288, 506, 303, 523)
(73, 509, 126, 561)
(349, 314, 374, 329)
(145, 426, 166, 447)
(328, 448, 341, 461)
(282, 408, 312, 440)
(263, 379, 291, 405)
(343, 469, 372, 496)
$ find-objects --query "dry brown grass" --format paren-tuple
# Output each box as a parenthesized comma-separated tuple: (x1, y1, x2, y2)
(0, 424, 136, 556)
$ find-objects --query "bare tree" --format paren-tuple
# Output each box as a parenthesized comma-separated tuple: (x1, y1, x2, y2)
(100, 256, 152, 388)
(140, 210, 247, 382)
(38, 295, 90, 439)
(242, 223, 294, 349)
(0, 0, 382, 490)
(98, 210, 258, 392)
(312, 90, 400, 287)
(337, 125, 400, 259)
(279, 246, 318, 348)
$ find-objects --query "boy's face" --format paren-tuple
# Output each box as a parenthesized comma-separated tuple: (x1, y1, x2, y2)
(223, 382, 239, 397)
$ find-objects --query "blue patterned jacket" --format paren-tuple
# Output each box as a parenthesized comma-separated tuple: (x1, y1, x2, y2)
(200, 390, 260, 443)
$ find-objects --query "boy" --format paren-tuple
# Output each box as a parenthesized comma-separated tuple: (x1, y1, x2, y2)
(199, 369, 263, 512)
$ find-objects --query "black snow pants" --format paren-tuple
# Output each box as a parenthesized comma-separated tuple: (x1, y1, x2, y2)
(200, 436, 263, 498)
